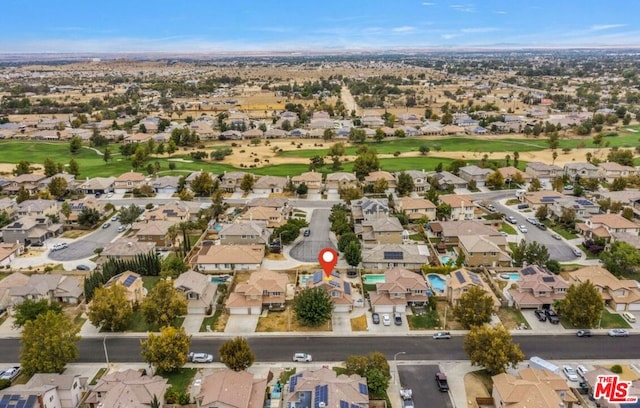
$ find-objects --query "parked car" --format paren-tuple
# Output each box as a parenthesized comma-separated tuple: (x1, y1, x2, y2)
(517, 203, 530, 210)
(303, 229, 311, 237)
(117, 225, 127, 232)
(76, 265, 91, 271)
(30, 242, 44, 247)
(551, 233, 562, 240)
(536, 223, 547, 231)
(102, 222, 111, 229)
(486, 205, 496, 212)
(382, 314, 391, 326)
(393, 312, 402, 326)
(0, 367, 21, 382)
(188, 352, 213, 363)
(435, 372, 449, 391)
(534, 310, 547, 322)
(572, 248, 583, 257)
(563, 365, 579, 382)
(372, 313, 380, 325)
(111, 215, 120, 221)
(526, 217, 538, 225)
(544, 309, 558, 318)
(505, 215, 517, 224)
(548, 315, 560, 324)
(51, 243, 68, 251)
(292, 353, 312, 362)
(433, 331, 451, 339)
(577, 365, 589, 378)
(576, 329, 592, 337)
(518, 225, 528, 233)
(608, 329, 629, 337)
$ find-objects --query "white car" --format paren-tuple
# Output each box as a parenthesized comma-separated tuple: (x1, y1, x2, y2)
(0, 366, 21, 381)
(518, 225, 528, 233)
(563, 365, 579, 382)
(382, 314, 391, 326)
(293, 353, 312, 362)
(188, 352, 213, 363)
(577, 365, 588, 378)
(51, 242, 68, 251)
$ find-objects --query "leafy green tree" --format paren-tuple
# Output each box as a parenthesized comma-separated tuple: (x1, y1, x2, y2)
(273, 218, 308, 244)
(555, 281, 603, 328)
(118, 204, 144, 225)
(528, 178, 542, 192)
(511, 240, 550, 267)
(338, 187, 362, 204)
(240, 173, 255, 193)
(13, 160, 32, 176)
(372, 178, 388, 194)
(610, 177, 627, 191)
(78, 207, 101, 227)
(103, 146, 111, 163)
(535, 205, 548, 221)
(294, 287, 333, 327)
(600, 241, 640, 277)
(0, 211, 11, 229)
(218, 336, 255, 371)
(87, 284, 133, 332)
(344, 240, 362, 267)
(337, 232, 359, 253)
(296, 182, 308, 196)
(13, 299, 62, 328)
(68, 159, 80, 176)
(131, 145, 147, 169)
(160, 254, 189, 278)
(48, 176, 68, 198)
(452, 285, 494, 329)
(419, 145, 430, 155)
(486, 170, 505, 189)
(327, 142, 346, 157)
(16, 187, 30, 204)
(43, 158, 59, 177)
(464, 324, 524, 375)
(352, 147, 379, 180)
(141, 326, 190, 373)
(436, 203, 452, 220)
(69, 135, 82, 155)
(141, 279, 187, 328)
(348, 128, 366, 143)
(20, 311, 80, 376)
(395, 172, 415, 197)
(189, 171, 215, 197)
(344, 352, 390, 399)
(373, 128, 385, 143)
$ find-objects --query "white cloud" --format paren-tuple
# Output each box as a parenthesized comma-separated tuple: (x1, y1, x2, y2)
(493, 10, 507, 14)
(450, 4, 475, 12)
(441, 33, 459, 40)
(393, 26, 416, 33)
(590, 24, 626, 31)
(461, 27, 498, 34)
(422, 2, 436, 5)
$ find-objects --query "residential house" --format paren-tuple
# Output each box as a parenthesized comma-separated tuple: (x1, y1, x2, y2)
(577, 213, 640, 241)
(302, 271, 353, 312)
(361, 244, 430, 271)
(598, 162, 639, 183)
(399, 112, 422, 126)
(5, 174, 47, 195)
(77, 176, 115, 195)
(284, 367, 369, 408)
(458, 166, 492, 187)
(0, 385, 61, 408)
(221, 171, 249, 193)
(429, 220, 503, 244)
(2, 216, 63, 245)
(196, 369, 267, 408)
(0, 197, 17, 218)
(173, 270, 218, 314)
(16, 199, 58, 217)
(369, 267, 429, 313)
(550, 197, 600, 220)
(190, 244, 265, 271)
(65, 197, 104, 225)
(355, 215, 403, 246)
(246, 197, 289, 210)
(498, 166, 532, 185)
(396, 170, 430, 193)
(519, 191, 565, 210)
(525, 162, 562, 184)
(237, 206, 286, 228)
(226, 268, 288, 314)
(430, 171, 468, 190)
(361, 111, 384, 127)
(104, 271, 145, 304)
(151, 175, 181, 195)
(438, 194, 476, 221)
(447, 268, 501, 311)
(396, 197, 436, 222)
(227, 111, 250, 128)
(458, 235, 512, 267)
(26, 373, 86, 408)
(113, 171, 147, 194)
(363, 171, 397, 194)
(9, 274, 83, 305)
(420, 121, 444, 135)
(0, 272, 29, 311)
(350, 198, 389, 224)
(85, 369, 168, 408)
(564, 162, 600, 181)
(100, 239, 156, 261)
(507, 265, 569, 309)
(325, 172, 359, 194)
(131, 220, 174, 248)
(252, 175, 288, 194)
(569, 265, 640, 311)
(492, 368, 578, 408)
(218, 222, 271, 245)
(0, 243, 22, 267)
(38, 173, 77, 193)
(146, 202, 190, 222)
(264, 128, 287, 139)
(291, 171, 323, 194)
(219, 130, 243, 140)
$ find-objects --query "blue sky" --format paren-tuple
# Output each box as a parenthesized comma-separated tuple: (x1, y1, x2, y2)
(1, 0, 638, 53)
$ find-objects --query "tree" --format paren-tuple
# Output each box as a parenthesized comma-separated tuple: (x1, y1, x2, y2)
(600, 241, 640, 277)
(327, 142, 346, 157)
(48, 176, 68, 198)
(141, 326, 190, 373)
(69, 135, 82, 155)
(87, 284, 133, 332)
(556, 281, 603, 328)
(463, 324, 524, 375)
(309, 155, 325, 171)
(419, 145, 430, 156)
(512, 151, 520, 168)
(395, 172, 415, 197)
(610, 177, 627, 191)
(528, 178, 542, 192)
(189, 171, 214, 197)
(338, 186, 362, 204)
(486, 170, 505, 189)
(13, 299, 62, 328)
(294, 287, 333, 327)
(78, 207, 101, 227)
(43, 158, 59, 177)
(119, 204, 144, 225)
(141, 279, 188, 328)
(373, 128, 385, 143)
(550, 176, 564, 192)
(240, 173, 255, 193)
(16, 187, 30, 204)
(452, 286, 494, 329)
(344, 240, 362, 267)
(295, 182, 308, 196)
(535, 205, 549, 221)
(13, 160, 32, 176)
(131, 145, 147, 169)
(344, 352, 391, 399)
(68, 159, 80, 176)
(352, 148, 379, 180)
(218, 336, 255, 371)
(103, 146, 111, 163)
(372, 178, 388, 194)
(20, 310, 80, 376)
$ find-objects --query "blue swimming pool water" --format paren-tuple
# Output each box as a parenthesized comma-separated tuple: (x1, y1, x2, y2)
(210, 275, 230, 284)
(441, 255, 452, 264)
(427, 274, 446, 292)
(213, 225, 222, 231)
(362, 274, 386, 284)
(300, 275, 313, 286)
(501, 273, 520, 280)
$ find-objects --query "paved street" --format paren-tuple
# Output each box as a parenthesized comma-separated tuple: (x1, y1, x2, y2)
(48, 220, 125, 261)
(398, 364, 453, 408)
(289, 209, 337, 262)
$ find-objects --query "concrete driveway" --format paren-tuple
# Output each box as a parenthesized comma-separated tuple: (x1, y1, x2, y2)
(224, 315, 259, 334)
(182, 315, 204, 334)
(523, 310, 567, 332)
(332, 314, 352, 335)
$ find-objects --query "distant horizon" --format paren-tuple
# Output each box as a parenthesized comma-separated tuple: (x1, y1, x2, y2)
(1, 0, 639, 54)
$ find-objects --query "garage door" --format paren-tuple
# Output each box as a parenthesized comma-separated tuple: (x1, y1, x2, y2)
(616, 304, 626, 312)
(628, 303, 640, 311)
(334, 305, 351, 313)
(394, 305, 407, 313)
(374, 305, 394, 313)
(229, 307, 249, 315)
(250, 306, 261, 315)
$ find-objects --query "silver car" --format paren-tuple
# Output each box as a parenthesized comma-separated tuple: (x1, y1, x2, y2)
(293, 353, 312, 362)
(188, 352, 213, 363)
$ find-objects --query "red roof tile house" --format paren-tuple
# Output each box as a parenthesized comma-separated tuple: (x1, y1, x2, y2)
(369, 267, 429, 313)
(226, 269, 288, 315)
(507, 265, 569, 309)
(301, 271, 353, 313)
(113, 171, 147, 194)
(85, 369, 168, 408)
(196, 369, 267, 408)
(568, 265, 640, 312)
(577, 214, 640, 242)
(190, 244, 265, 272)
(492, 368, 578, 408)
(284, 367, 369, 408)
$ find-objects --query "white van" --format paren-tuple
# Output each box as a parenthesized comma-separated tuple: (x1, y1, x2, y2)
(622, 311, 636, 323)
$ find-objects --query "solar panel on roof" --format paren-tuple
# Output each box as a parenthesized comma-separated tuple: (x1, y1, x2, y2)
(576, 199, 594, 206)
(289, 374, 301, 392)
(344, 283, 351, 295)
(329, 280, 340, 288)
(358, 383, 368, 395)
(455, 270, 466, 283)
(313, 271, 323, 284)
(542, 276, 555, 282)
(340, 401, 350, 408)
(123, 275, 137, 287)
(314, 384, 328, 408)
(331, 271, 340, 278)
(469, 273, 482, 285)
(384, 251, 404, 260)
(521, 266, 536, 275)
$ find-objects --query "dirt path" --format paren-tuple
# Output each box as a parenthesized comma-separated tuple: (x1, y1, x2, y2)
(340, 85, 359, 117)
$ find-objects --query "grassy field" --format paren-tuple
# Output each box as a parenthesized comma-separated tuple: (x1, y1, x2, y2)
(160, 368, 197, 394)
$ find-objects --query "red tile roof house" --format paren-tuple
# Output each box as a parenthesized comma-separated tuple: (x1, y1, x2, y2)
(190, 244, 265, 272)
(196, 369, 267, 408)
(84, 369, 168, 408)
(577, 213, 640, 242)
(369, 267, 429, 313)
(284, 367, 369, 408)
(301, 271, 354, 313)
(173, 270, 218, 314)
(507, 265, 569, 310)
(113, 171, 147, 194)
(225, 268, 288, 315)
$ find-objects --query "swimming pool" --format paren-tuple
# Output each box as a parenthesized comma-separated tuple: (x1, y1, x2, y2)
(500, 273, 520, 280)
(210, 275, 231, 284)
(427, 274, 446, 292)
(213, 224, 223, 232)
(300, 275, 313, 286)
(362, 274, 386, 285)
(441, 255, 452, 264)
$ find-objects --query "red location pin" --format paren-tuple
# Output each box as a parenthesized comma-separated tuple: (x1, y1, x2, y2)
(318, 248, 338, 279)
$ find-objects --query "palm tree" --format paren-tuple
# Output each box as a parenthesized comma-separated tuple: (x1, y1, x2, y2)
(150, 394, 160, 408)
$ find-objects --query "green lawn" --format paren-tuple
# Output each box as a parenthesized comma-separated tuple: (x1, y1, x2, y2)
(126, 308, 185, 332)
(142, 276, 162, 291)
(407, 309, 440, 329)
(547, 223, 578, 239)
(408, 233, 425, 242)
(599, 309, 632, 329)
(159, 368, 197, 394)
(500, 223, 517, 235)
(280, 367, 297, 384)
(89, 368, 108, 385)
(199, 310, 222, 332)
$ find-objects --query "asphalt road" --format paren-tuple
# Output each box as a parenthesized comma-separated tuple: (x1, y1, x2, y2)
(398, 365, 453, 408)
(0, 334, 637, 364)
(289, 209, 337, 262)
(48, 220, 124, 261)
